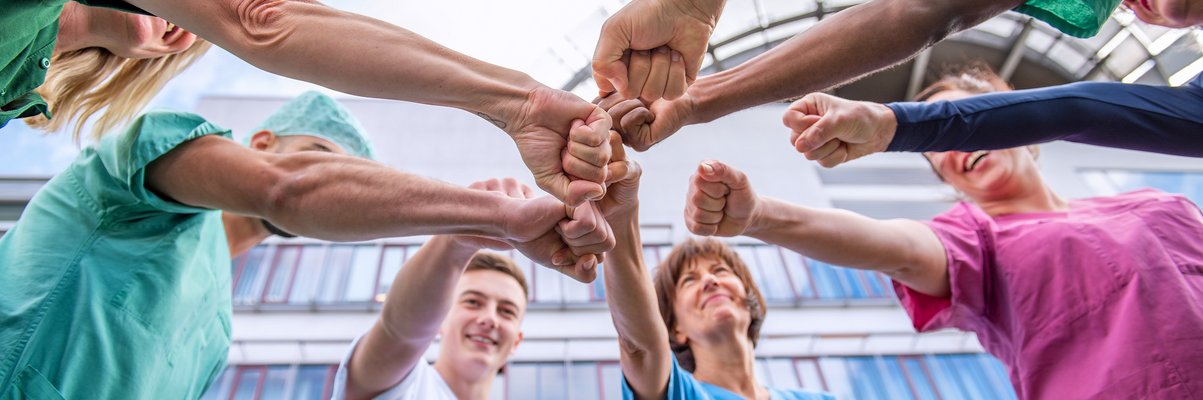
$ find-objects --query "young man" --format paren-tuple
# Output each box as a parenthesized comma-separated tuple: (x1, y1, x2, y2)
(334, 179, 539, 400)
(0, 92, 608, 398)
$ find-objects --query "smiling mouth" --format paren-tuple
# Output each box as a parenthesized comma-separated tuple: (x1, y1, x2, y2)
(701, 294, 731, 309)
(964, 151, 989, 173)
(466, 334, 497, 347)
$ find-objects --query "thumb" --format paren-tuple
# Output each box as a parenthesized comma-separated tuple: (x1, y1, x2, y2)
(696, 160, 748, 190)
(592, 28, 630, 96)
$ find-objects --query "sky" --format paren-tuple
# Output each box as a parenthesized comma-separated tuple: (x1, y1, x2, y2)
(0, 0, 620, 175)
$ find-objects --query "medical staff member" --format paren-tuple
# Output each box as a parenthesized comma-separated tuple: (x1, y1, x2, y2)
(2, 0, 206, 136)
(576, 135, 833, 400)
(668, 71, 1203, 398)
(0, 91, 607, 398)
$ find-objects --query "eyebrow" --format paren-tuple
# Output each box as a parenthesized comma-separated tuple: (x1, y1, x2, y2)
(459, 290, 522, 309)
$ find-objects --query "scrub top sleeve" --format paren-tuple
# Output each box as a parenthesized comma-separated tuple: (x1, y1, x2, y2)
(96, 110, 233, 214)
(893, 202, 996, 333)
(71, 0, 150, 15)
(885, 74, 1203, 157)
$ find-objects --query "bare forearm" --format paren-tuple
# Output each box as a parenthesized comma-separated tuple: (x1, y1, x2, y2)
(687, 0, 1014, 124)
(131, 0, 538, 127)
(746, 197, 949, 295)
(605, 214, 670, 350)
(256, 155, 517, 241)
(604, 212, 672, 399)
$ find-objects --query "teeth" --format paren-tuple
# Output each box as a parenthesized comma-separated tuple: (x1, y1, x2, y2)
(966, 151, 989, 172)
(468, 335, 496, 345)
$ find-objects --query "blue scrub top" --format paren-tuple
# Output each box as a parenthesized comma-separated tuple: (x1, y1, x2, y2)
(622, 357, 835, 400)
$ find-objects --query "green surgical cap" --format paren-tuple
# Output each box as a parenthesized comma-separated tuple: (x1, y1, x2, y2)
(249, 91, 375, 159)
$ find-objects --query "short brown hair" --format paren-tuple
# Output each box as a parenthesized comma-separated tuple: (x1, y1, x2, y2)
(465, 251, 529, 302)
(652, 238, 766, 372)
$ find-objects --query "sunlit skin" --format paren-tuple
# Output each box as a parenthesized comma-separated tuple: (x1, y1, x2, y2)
(921, 90, 1068, 217)
(434, 270, 526, 389)
(1122, 0, 1203, 28)
(670, 256, 752, 347)
(57, 3, 196, 58)
(221, 132, 345, 256)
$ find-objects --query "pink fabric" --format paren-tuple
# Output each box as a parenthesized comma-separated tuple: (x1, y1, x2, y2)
(894, 189, 1203, 399)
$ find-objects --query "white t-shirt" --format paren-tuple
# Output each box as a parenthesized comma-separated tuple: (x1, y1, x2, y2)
(331, 335, 456, 400)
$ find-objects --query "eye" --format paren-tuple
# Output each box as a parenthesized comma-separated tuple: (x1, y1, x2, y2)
(714, 266, 732, 275)
(464, 298, 482, 307)
(500, 308, 518, 318)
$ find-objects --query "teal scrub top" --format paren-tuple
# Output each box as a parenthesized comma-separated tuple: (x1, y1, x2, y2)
(0, 111, 233, 399)
(0, 0, 147, 128)
(1015, 0, 1122, 38)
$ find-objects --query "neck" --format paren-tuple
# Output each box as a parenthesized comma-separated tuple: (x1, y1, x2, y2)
(222, 213, 271, 257)
(433, 361, 495, 400)
(54, 3, 98, 54)
(975, 180, 1069, 218)
(689, 333, 766, 400)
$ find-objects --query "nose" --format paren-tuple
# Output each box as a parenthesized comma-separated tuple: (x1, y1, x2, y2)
(474, 309, 498, 330)
(700, 273, 719, 292)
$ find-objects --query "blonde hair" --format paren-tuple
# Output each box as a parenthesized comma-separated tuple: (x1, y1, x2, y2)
(25, 39, 212, 142)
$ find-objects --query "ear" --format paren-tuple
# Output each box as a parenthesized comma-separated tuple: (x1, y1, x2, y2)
(249, 130, 276, 151)
(671, 324, 688, 347)
(509, 331, 524, 356)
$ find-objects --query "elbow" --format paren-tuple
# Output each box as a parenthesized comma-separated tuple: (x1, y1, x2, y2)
(258, 157, 319, 222)
(228, 0, 297, 52)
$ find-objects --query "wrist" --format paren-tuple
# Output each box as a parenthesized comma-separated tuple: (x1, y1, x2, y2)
(467, 71, 544, 135)
(871, 102, 898, 152)
(742, 196, 774, 237)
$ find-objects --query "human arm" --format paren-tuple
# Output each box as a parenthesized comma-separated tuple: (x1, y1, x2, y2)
(602, 0, 1021, 151)
(124, 0, 611, 206)
(789, 80, 1203, 166)
(145, 135, 608, 280)
(684, 159, 950, 297)
(342, 235, 486, 400)
(568, 135, 672, 399)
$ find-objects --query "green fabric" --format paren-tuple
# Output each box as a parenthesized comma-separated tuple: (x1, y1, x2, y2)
(0, 0, 147, 129)
(1014, 0, 1123, 38)
(0, 111, 233, 399)
(251, 91, 376, 159)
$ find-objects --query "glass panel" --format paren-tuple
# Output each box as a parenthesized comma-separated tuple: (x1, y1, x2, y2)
(561, 268, 591, 303)
(817, 358, 855, 399)
(734, 246, 774, 301)
(874, 356, 915, 400)
(591, 263, 607, 301)
(289, 246, 327, 304)
(200, 368, 233, 400)
(506, 364, 538, 400)
(755, 246, 796, 302)
(261, 366, 292, 398)
(570, 362, 601, 400)
(836, 267, 865, 299)
(900, 358, 939, 400)
(233, 246, 270, 305)
(600, 363, 623, 400)
(507, 250, 537, 303)
(925, 355, 972, 399)
(946, 354, 993, 399)
(642, 245, 662, 269)
(376, 246, 406, 302)
(318, 246, 355, 303)
(534, 258, 563, 304)
(782, 251, 816, 299)
(846, 357, 888, 400)
(232, 367, 263, 399)
(795, 359, 826, 391)
(291, 365, 330, 400)
(977, 355, 1018, 400)
(537, 363, 568, 400)
(264, 246, 301, 303)
(346, 245, 382, 303)
(764, 359, 799, 389)
(807, 260, 847, 299)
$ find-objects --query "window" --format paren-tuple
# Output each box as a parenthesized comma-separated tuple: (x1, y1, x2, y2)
(1081, 170, 1203, 205)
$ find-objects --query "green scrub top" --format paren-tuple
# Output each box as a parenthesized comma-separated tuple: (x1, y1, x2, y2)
(0, 111, 233, 399)
(1015, 0, 1122, 38)
(0, 0, 148, 128)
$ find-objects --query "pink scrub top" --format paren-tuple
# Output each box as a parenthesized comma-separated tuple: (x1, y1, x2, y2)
(894, 189, 1203, 399)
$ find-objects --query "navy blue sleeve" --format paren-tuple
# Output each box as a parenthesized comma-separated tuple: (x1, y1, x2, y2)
(885, 73, 1203, 157)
